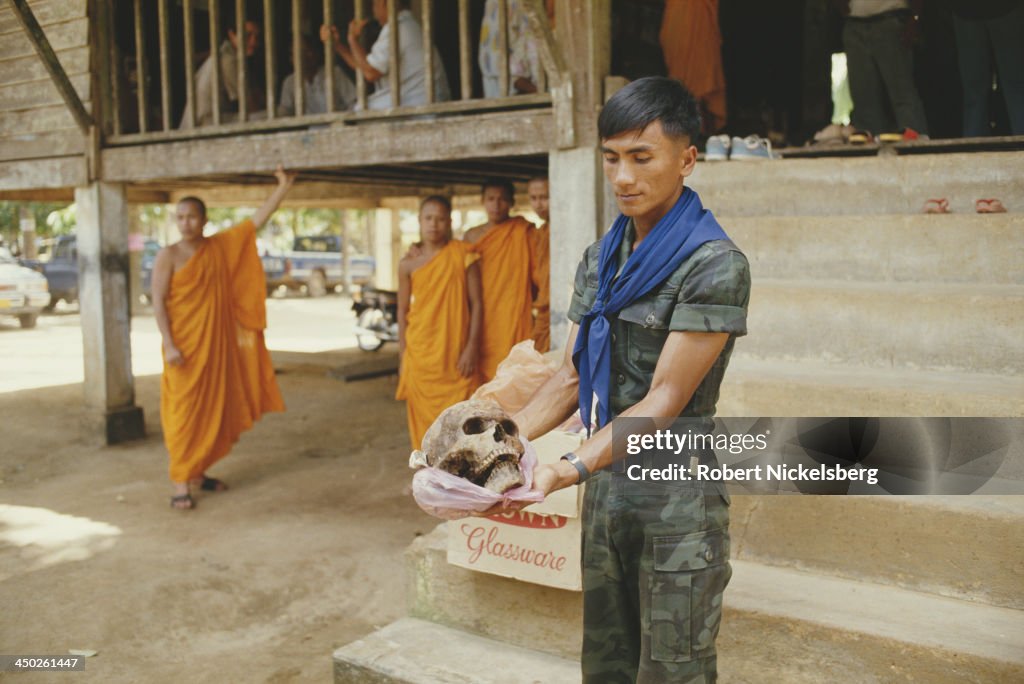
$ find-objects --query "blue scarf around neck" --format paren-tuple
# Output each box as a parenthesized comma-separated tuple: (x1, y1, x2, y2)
(572, 186, 727, 433)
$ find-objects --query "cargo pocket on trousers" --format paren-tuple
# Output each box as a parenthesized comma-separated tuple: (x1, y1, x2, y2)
(649, 528, 731, 663)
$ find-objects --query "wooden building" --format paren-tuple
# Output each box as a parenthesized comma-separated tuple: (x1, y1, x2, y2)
(0, 0, 612, 442)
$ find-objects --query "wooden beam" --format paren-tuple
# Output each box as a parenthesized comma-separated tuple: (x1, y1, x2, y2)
(497, 0, 509, 97)
(133, 0, 148, 132)
(104, 94, 552, 145)
(100, 109, 555, 182)
(158, 0, 171, 131)
(522, 0, 573, 148)
(322, 0, 334, 113)
(5, 0, 93, 133)
(458, 0, 471, 100)
(387, 0, 399, 107)
(183, 0, 196, 129)
(422, 0, 434, 105)
(354, 0, 367, 110)
(291, 0, 303, 116)
(236, 0, 247, 122)
(264, 0, 276, 119)
(0, 155, 87, 191)
(209, 0, 221, 125)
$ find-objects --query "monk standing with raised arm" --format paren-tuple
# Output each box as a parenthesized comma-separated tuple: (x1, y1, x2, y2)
(396, 196, 483, 449)
(463, 179, 539, 381)
(152, 166, 296, 510)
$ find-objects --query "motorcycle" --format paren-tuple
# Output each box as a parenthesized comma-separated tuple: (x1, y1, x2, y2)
(352, 287, 399, 352)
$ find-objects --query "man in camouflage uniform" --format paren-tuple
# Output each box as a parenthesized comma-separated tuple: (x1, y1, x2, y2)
(509, 77, 750, 683)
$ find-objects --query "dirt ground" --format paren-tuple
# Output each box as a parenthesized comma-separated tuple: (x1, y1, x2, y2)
(0, 348, 438, 683)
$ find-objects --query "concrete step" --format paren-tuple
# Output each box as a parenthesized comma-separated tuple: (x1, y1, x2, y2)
(689, 151, 1024, 217)
(742, 280, 1023, 375)
(730, 496, 1024, 610)
(400, 524, 1024, 683)
(725, 213, 1024, 285)
(718, 356, 1024, 417)
(720, 560, 1024, 684)
(332, 617, 580, 684)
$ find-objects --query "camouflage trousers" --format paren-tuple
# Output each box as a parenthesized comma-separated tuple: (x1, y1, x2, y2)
(581, 471, 731, 683)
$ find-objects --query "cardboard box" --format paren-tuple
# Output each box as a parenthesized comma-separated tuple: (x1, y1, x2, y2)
(447, 431, 585, 591)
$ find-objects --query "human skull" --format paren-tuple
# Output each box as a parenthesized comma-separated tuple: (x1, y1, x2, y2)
(412, 399, 525, 494)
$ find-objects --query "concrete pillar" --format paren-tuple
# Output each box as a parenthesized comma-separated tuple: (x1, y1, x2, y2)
(548, 146, 605, 351)
(19, 206, 36, 259)
(75, 181, 145, 444)
(372, 208, 401, 291)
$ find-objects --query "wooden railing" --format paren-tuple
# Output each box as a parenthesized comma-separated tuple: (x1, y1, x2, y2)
(102, 0, 559, 145)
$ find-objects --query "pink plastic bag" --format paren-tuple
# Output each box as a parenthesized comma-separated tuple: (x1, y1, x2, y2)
(411, 436, 545, 520)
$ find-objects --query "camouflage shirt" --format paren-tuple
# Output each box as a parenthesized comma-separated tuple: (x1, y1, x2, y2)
(568, 219, 750, 420)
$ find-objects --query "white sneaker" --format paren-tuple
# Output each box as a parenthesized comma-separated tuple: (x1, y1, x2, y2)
(704, 134, 731, 161)
(730, 135, 774, 161)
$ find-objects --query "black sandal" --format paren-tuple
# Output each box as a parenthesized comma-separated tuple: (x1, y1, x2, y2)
(170, 493, 195, 509)
(199, 477, 228, 492)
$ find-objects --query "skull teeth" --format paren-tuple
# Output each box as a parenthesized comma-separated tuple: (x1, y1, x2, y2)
(477, 445, 521, 471)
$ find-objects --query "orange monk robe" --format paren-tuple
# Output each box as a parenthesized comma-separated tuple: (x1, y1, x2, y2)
(472, 216, 536, 382)
(161, 220, 285, 482)
(660, 0, 727, 133)
(530, 222, 551, 353)
(396, 241, 480, 449)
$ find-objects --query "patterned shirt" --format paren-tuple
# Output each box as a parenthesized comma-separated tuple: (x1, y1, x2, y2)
(568, 219, 750, 420)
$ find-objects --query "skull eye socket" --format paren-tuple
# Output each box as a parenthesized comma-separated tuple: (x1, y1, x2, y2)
(499, 420, 518, 437)
(463, 417, 487, 435)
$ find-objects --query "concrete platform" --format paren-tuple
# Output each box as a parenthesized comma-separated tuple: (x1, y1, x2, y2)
(689, 151, 1024, 217)
(718, 356, 1024, 417)
(332, 618, 580, 684)
(725, 213, 1024, 284)
(740, 280, 1023, 374)
(730, 496, 1024, 610)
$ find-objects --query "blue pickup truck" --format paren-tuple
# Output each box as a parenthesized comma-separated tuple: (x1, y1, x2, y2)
(266, 235, 375, 297)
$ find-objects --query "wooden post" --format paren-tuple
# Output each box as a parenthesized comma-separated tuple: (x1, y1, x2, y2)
(355, 0, 367, 110)
(323, 0, 335, 112)
(458, 0, 471, 100)
(209, 0, 222, 125)
(236, 0, 248, 122)
(340, 210, 352, 295)
(387, 0, 400, 107)
(264, 0, 276, 118)
(19, 206, 36, 260)
(497, 0, 509, 97)
(132, 0, 148, 132)
(291, 0, 304, 116)
(373, 208, 400, 291)
(422, 0, 434, 104)
(158, 0, 171, 130)
(75, 182, 146, 445)
(183, 0, 196, 129)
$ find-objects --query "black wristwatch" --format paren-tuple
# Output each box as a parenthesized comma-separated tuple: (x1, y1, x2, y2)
(560, 452, 591, 484)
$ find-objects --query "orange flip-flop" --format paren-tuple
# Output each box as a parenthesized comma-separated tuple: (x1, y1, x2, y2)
(923, 198, 950, 214)
(975, 198, 1007, 213)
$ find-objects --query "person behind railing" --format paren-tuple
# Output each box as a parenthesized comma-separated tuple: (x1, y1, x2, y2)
(279, 34, 357, 116)
(479, 0, 554, 97)
(320, 0, 450, 110)
(180, 19, 262, 128)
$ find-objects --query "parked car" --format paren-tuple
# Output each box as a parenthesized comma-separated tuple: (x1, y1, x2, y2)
(22, 235, 77, 308)
(266, 235, 375, 297)
(0, 247, 51, 328)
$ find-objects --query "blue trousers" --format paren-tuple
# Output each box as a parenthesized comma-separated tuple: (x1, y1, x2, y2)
(952, 5, 1024, 136)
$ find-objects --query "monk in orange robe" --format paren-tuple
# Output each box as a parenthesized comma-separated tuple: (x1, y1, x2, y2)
(152, 165, 295, 510)
(660, 0, 727, 134)
(396, 196, 483, 449)
(527, 176, 551, 353)
(463, 179, 539, 382)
